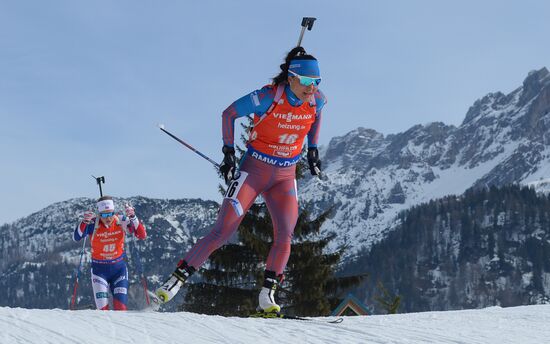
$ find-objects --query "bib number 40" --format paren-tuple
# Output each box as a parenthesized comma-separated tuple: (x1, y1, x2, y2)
(103, 244, 116, 253)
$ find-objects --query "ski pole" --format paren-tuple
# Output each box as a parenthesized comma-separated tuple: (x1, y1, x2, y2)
(297, 17, 316, 47)
(70, 236, 87, 310)
(300, 157, 323, 179)
(70, 175, 105, 310)
(131, 236, 150, 305)
(125, 203, 151, 306)
(158, 124, 220, 168)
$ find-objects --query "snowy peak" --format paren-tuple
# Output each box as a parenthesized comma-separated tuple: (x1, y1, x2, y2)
(382, 122, 456, 169)
(462, 67, 550, 127)
(519, 67, 550, 107)
(462, 91, 508, 125)
(323, 127, 386, 167)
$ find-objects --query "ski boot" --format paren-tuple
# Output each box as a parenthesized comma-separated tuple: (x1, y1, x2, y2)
(257, 270, 282, 314)
(155, 260, 195, 303)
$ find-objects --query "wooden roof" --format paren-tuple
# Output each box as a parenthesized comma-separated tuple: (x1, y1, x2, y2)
(331, 294, 369, 316)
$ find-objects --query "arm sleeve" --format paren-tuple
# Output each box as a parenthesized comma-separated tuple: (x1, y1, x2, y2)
(122, 215, 147, 240)
(73, 221, 94, 241)
(133, 221, 147, 240)
(222, 85, 276, 147)
(307, 90, 327, 148)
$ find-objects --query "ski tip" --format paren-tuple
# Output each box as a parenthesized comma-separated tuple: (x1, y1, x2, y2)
(249, 311, 344, 323)
(145, 290, 162, 311)
(158, 123, 165, 130)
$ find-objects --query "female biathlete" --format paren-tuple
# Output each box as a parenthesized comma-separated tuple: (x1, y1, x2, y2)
(156, 46, 325, 314)
(74, 196, 147, 310)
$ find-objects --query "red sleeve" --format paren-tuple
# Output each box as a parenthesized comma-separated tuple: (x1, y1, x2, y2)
(133, 221, 147, 240)
(73, 221, 94, 241)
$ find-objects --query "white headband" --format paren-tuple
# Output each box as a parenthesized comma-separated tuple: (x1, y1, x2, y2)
(97, 199, 115, 213)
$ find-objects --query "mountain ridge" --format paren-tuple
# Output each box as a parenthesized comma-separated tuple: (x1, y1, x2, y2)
(299, 67, 550, 254)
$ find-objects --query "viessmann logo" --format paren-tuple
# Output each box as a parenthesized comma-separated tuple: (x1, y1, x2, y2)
(272, 112, 313, 123)
(95, 230, 122, 238)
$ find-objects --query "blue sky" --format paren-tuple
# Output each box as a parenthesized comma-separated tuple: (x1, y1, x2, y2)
(1, 0, 549, 225)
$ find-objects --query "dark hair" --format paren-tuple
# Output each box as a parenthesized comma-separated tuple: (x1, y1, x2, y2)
(97, 195, 113, 202)
(272, 47, 317, 85)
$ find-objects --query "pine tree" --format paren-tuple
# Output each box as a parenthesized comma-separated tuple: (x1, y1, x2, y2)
(374, 281, 401, 314)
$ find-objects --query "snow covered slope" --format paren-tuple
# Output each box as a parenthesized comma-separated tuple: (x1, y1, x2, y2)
(2, 305, 550, 344)
(300, 67, 550, 254)
(526, 177, 550, 194)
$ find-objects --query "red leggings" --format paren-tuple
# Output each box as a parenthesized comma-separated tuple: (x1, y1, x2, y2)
(184, 156, 298, 275)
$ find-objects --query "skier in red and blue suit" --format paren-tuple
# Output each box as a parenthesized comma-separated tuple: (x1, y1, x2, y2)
(156, 46, 325, 314)
(73, 196, 146, 311)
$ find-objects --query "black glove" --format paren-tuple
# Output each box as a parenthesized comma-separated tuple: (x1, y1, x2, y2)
(307, 147, 321, 176)
(220, 145, 237, 183)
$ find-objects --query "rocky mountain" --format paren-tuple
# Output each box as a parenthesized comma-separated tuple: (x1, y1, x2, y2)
(299, 67, 550, 254)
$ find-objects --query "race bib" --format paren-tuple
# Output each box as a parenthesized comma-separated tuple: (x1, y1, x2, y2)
(224, 171, 248, 216)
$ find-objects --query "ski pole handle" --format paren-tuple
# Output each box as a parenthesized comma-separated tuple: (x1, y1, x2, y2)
(92, 175, 105, 197)
(297, 17, 316, 47)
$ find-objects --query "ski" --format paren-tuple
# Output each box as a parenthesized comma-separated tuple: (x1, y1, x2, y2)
(73, 304, 95, 311)
(249, 311, 343, 324)
(142, 292, 343, 324)
(145, 290, 162, 311)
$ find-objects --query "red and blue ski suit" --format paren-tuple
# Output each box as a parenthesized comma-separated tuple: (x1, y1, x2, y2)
(73, 215, 146, 310)
(184, 84, 326, 275)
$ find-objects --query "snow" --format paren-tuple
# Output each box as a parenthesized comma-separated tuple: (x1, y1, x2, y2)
(524, 176, 550, 194)
(2, 305, 550, 343)
(301, 136, 524, 255)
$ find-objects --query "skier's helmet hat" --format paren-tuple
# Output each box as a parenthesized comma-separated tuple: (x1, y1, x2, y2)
(272, 46, 319, 85)
(97, 196, 115, 213)
(288, 59, 320, 78)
